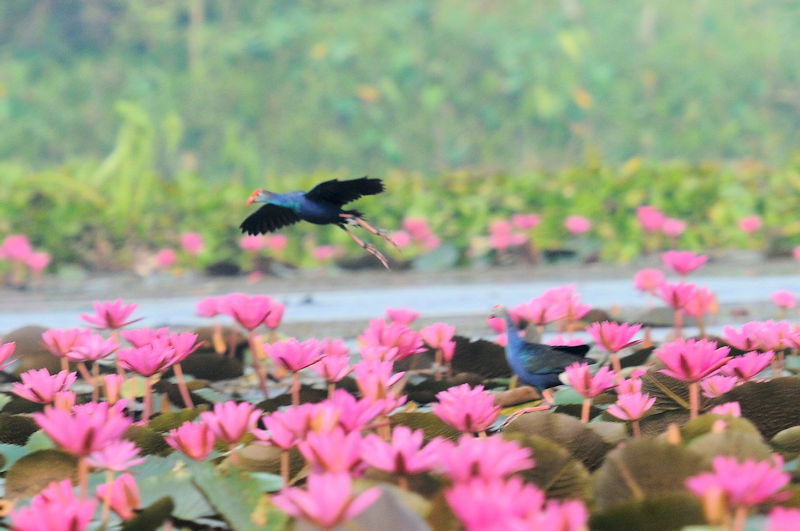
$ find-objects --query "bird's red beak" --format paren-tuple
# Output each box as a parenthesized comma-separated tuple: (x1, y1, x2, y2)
(246, 190, 261, 206)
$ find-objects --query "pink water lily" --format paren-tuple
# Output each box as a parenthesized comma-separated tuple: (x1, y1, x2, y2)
(662, 217, 687, 237)
(12, 369, 77, 404)
(445, 476, 545, 531)
(700, 374, 739, 398)
(66, 332, 120, 362)
(361, 426, 445, 477)
(298, 427, 363, 474)
(353, 360, 406, 412)
(637, 205, 666, 232)
(710, 402, 741, 417)
(87, 439, 145, 471)
(41, 328, 91, 359)
(420, 321, 457, 378)
(195, 296, 222, 317)
(312, 339, 352, 385)
(657, 338, 731, 383)
(738, 215, 762, 234)
(686, 456, 789, 510)
(180, 232, 205, 255)
(385, 307, 419, 325)
(81, 299, 140, 329)
(96, 473, 141, 521)
(433, 384, 500, 434)
(607, 392, 655, 437)
(0, 341, 17, 371)
(359, 318, 425, 361)
(768, 506, 800, 531)
(586, 321, 642, 353)
(10, 479, 96, 531)
(165, 421, 216, 460)
(771, 290, 796, 309)
(436, 434, 535, 482)
(120, 326, 169, 348)
(166, 331, 203, 363)
(221, 293, 282, 331)
(329, 389, 385, 432)
(661, 250, 708, 276)
(200, 400, 260, 445)
(117, 340, 176, 376)
(658, 281, 697, 310)
(564, 215, 592, 235)
(264, 338, 324, 372)
(512, 298, 564, 327)
(273, 472, 381, 530)
(565, 363, 615, 399)
(2, 234, 33, 261)
(722, 350, 773, 382)
(34, 400, 131, 457)
(633, 268, 665, 295)
(512, 213, 541, 229)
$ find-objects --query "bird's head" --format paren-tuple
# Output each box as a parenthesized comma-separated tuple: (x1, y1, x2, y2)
(246, 189, 272, 205)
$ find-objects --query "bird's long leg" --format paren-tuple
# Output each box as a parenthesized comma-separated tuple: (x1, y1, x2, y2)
(340, 213, 400, 251)
(341, 226, 391, 270)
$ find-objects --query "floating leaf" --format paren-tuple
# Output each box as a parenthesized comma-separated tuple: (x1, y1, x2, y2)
(125, 425, 169, 456)
(235, 444, 305, 479)
(620, 346, 655, 369)
(587, 421, 628, 446)
(249, 472, 284, 493)
(680, 414, 760, 441)
(0, 394, 12, 412)
(24, 429, 54, 452)
(147, 407, 204, 434)
(503, 411, 611, 470)
(504, 433, 592, 501)
(589, 493, 705, 531)
(137, 465, 214, 521)
(450, 336, 510, 380)
(391, 412, 462, 441)
(641, 372, 689, 411)
(593, 439, 705, 511)
(0, 414, 39, 445)
(341, 484, 430, 531)
(552, 387, 584, 406)
(191, 461, 288, 531)
(771, 426, 800, 460)
(121, 496, 174, 531)
(5, 449, 77, 501)
(709, 377, 800, 439)
(0, 443, 30, 472)
(688, 430, 773, 462)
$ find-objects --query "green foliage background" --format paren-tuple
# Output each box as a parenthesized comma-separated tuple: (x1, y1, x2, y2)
(2, 1, 800, 177)
(2, 1, 800, 270)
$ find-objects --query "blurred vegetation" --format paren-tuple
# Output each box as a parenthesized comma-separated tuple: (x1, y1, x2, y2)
(1, 1, 800, 178)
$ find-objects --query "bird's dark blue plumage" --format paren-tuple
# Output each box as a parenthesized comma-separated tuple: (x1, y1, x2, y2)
(493, 306, 593, 390)
(240, 177, 394, 268)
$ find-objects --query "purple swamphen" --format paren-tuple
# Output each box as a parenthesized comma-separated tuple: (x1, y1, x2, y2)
(490, 305, 594, 391)
(240, 176, 396, 269)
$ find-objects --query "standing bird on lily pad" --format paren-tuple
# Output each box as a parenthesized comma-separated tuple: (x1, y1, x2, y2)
(490, 305, 594, 392)
(240, 177, 397, 269)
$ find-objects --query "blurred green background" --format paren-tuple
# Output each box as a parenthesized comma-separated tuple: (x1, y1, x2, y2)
(1, 0, 800, 272)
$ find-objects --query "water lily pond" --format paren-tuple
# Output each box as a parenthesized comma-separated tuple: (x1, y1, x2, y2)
(1, 255, 800, 531)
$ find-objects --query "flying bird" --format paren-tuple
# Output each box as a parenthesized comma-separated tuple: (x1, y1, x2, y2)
(240, 176, 396, 268)
(490, 305, 594, 391)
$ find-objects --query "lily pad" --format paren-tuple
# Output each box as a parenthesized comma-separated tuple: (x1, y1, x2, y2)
(589, 493, 705, 531)
(680, 414, 760, 441)
(450, 336, 511, 380)
(503, 411, 611, 470)
(641, 372, 690, 412)
(709, 377, 800, 439)
(0, 413, 39, 445)
(5, 449, 77, 501)
(688, 430, 773, 462)
(121, 496, 174, 531)
(391, 412, 462, 441)
(592, 439, 705, 511)
(771, 426, 800, 460)
(0, 443, 30, 472)
(504, 433, 592, 502)
(147, 407, 205, 434)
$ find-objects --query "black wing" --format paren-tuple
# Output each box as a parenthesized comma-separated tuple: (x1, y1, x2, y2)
(551, 344, 591, 357)
(304, 177, 384, 206)
(239, 204, 301, 235)
(521, 344, 595, 375)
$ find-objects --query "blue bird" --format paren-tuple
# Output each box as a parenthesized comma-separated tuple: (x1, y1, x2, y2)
(240, 177, 396, 268)
(490, 305, 594, 391)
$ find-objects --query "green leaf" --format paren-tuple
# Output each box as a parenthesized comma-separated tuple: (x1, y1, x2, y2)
(121, 496, 175, 531)
(136, 459, 214, 521)
(249, 472, 284, 493)
(0, 443, 30, 472)
(0, 394, 12, 412)
(191, 462, 288, 531)
(24, 430, 54, 452)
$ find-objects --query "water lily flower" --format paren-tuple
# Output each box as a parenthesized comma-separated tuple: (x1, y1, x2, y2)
(165, 421, 216, 460)
(26, 251, 50, 273)
(66, 332, 120, 362)
(220, 293, 282, 331)
(256, 406, 316, 450)
(264, 338, 323, 373)
(420, 322, 456, 358)
(661, 250, 707, 276)
(103, 374, 124, 404)
(385, 308, 420, 325)
(359, 319, 425, 361)
(120, 326, 169, 348)
(738, 215, 762, 234)
(433, 384, 500, 434)
(200, 401, 260, 445)
(513, 298, 565, 327)
(445, 476, 545, 531)
(700, 374, 739, 398)
(41, 328, 92, 360)
(722, 350, 773, 382)
(87, 440, 145, 471)
(156, 248, 176, 268)
(9, 479, 96, 531)
(298, 427, 363, 474)
(264, 234, 288, 251)
(166, 331, 203, 363)
(637, 205, 666, 232)
(772, 290, 796, 310)
(180, 232, 205, 255)
(0, 341, 17, 371)
(311, 339, 352, 386)
(239, 234, 266, 252)
(661, 217, 687, 237)
(436, 434, 534, 482)
(2, 234, 33, 261)
(617, 374, 644, 394)
(117, 340, 176, 376)
(633, 268, 665, 294)
(272, 472, 381, 530)
(658, 281, 697, 310)
(686, 456, 789, 515)
(512, 213, 541, 230)
(196, 296, 222, 317)
(657, 338, 731, 419)
(586, 321, 642, 353)
(564, 215, 592, 235)
(390, 230, 412, 249)
(329, 389, 385, 432)
(489, 220, 527, 252)
(12, 369, 77, 404)
(725, 320, 792, 352)
(95, 473, 141, 521)
(536, 499, 589, 531)
(312, 244, 337, 261)
(361, 426, 445, 478)
(710, 402, 741, 417)
(768, 506, 800, 531)
(607, 392, 655, 437)
(80, 299, 140, 330)
(565, 363, 615, 399)
(54, 391, 76, 411)
(353, 360, 407, 412)
(34, 400, 131, 457)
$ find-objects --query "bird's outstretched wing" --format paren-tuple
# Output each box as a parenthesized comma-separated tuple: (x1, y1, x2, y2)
(239, 204, 300, 235)
(304, 177, 384, 206)
(520, 344, 594, 375)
